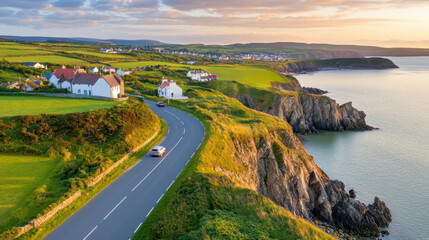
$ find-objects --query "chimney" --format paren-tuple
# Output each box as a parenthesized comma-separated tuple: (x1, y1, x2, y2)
(161, 77, 168, 83)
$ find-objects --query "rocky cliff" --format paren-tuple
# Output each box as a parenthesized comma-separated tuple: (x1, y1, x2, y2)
(227, 129, 391, 237)
(237, 92, 373, 134)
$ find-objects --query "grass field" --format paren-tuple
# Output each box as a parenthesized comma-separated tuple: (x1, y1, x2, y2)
(66, 51, 130, 59)
(0, 95, 120, 117)
(0, 155, 58, 225)
(113, 61, 188, 69)
(0, 49, 53, 56)
(201, 65, 288, 89)
(4, 55, 87, 64)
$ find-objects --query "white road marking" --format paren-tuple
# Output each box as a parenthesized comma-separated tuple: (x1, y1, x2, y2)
(180, 120, 184, 125)
(146, 207, 154, 217)
(126, 160, 141, 172)
(183, 128, 185, 135)
(167, 126, 170, 134)
(156, 194, 164, 203)
(191, 152, 195, 158)
(166, 180, 174, 191)
(132, 137, 183, 192)
(103, 196, 127, 220)
(134, 222, 142, 233)
(83, 225, 98, 240)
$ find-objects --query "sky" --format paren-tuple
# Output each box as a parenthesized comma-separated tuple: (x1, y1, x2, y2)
(0, 0, 428, 48)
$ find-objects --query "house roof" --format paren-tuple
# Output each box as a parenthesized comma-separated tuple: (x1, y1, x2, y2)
(102, 66, 115, 70)
(159, 81, 170, 89)
(73, 73, 101, 85)
(102, 74, 121, 87)
(54, 68, 85, 79)
(44, 72, 53, 79)
(23, 62, 37, 66)
(27, 82, 38, 89)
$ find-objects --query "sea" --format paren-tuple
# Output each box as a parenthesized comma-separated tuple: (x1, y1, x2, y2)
(297, 57, 429, 240)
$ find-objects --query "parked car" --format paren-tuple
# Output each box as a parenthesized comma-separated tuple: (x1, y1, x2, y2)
(156, 101, 165, 107)
(150, 146, 166, 157)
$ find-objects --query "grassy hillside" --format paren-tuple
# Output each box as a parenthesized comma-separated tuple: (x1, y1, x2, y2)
(201, 65, 289, 89)
(0, 95, 120, 117)
(0, 99, 160, 234)
(132, 88, 334, 240)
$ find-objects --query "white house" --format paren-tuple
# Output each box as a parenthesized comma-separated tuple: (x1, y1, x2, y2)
(71, 73, 124, 98)
(187, 70, 209, 81)
(49, 68, 85, 88)
(116, 69, 132, 76)
(101, 66, 116, 73)
(158, 78, 188, 100)
(23, 62, 46, 69)
(186, 61, 197, 65)
(89, 67, 99, 73)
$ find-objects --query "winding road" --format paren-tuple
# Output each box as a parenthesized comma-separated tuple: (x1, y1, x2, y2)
(45, 100, 205, 240)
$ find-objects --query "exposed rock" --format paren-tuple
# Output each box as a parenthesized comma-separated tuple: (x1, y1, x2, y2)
(381, 230, 391, 235)
(237, 93, 374, 134)
(349, 189, 357, 198)
(226, 129, 391, 237)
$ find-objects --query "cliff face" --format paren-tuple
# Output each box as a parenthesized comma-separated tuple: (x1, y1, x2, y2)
(237, 93, 373, 134)
(226, 129, 391, 237)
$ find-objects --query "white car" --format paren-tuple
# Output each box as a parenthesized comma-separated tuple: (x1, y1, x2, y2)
(150, 146, 166, 157)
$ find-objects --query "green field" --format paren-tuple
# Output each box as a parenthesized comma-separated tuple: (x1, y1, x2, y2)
(202, 65, 288, 89)
(114, 61, 188, 69)
(0, 95, 120, 117)
(4, 55, 87, 64)
(66, 51, 130, 59)
(0, 155, 58, 222)
(0, 49, 53, 56)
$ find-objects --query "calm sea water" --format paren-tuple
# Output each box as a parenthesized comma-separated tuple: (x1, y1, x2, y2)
(297, 57, 429, 240)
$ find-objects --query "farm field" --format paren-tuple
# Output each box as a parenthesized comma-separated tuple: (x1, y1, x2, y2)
(0, 49, 53, 56)
(66, 50, 130, 59)
(0, 155, 58, 228)
(0, 95, 120, 117)
(4, 55, 87, 64)
(201, 65, 288, 89)
(113, 61, 188, 69)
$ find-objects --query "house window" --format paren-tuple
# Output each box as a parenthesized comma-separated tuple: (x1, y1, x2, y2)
(78, 89, 81, 94)
(171, 93, 174, 97)
(89, 90, 91, 95)
(84, 90, 87, 95)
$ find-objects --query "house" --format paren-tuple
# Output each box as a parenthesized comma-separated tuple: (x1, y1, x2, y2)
(49, 68, 85, 88)
(186, 70, 209, 81)
(7, 81, 21, 90)
(158, 78, 188, 100)
(116, 69, 132, 76)
(26, 82, 39, 91)
(89, 67, 99, 73)
(71, 73, 124, 98)
(23, 62, 45, 68)
(44, 72, 53, 80)
(208, 74, 218, 80)
(101, 66, 116, 73)
(186, 61, 197, 65)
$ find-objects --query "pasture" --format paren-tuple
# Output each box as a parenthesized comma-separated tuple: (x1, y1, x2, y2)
(4, 55, 87, 64)
(0, 95, 120, 117)
(201, 65, 288, 89)
(0, 155, 58, 229)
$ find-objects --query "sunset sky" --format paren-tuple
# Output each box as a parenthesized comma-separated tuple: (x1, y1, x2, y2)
(1, 0, 428, 47)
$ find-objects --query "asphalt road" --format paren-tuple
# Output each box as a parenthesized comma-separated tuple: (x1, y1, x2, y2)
(45, 100, 205, 240)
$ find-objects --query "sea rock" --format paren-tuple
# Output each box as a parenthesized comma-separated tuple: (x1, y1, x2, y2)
(349, 189, 357, 198)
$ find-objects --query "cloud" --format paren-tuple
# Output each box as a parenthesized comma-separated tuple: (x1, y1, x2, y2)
(51, 0, 86, 9)
(0, 0, 49, 9)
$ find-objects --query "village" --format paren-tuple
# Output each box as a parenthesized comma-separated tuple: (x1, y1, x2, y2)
(0, 61, 217, 101)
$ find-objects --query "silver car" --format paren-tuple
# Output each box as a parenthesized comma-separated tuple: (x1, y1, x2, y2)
(150, 146, 166, 157)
